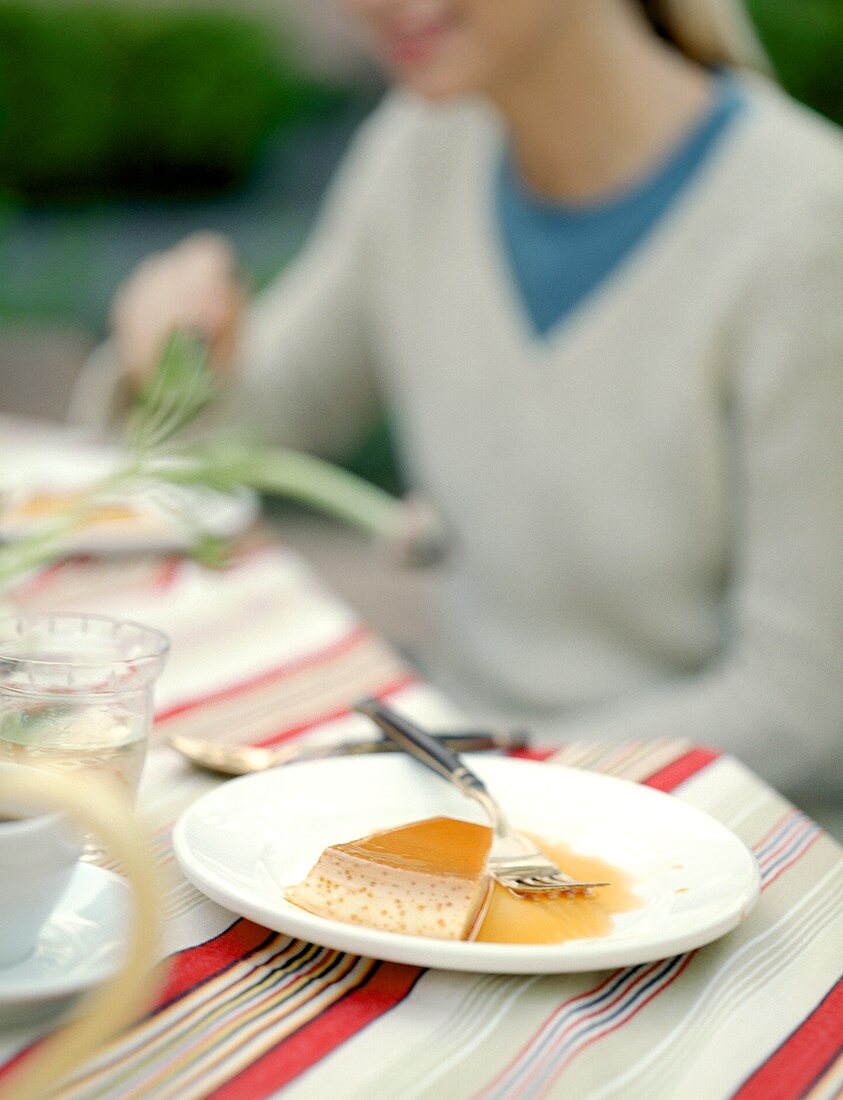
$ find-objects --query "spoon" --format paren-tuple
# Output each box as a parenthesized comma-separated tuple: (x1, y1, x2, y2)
(169, 728, 529, 776)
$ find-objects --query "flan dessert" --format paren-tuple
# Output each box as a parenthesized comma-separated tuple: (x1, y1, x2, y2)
(286, 816, 492, 940)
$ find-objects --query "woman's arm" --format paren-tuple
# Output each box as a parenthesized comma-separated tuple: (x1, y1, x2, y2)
(72, 95, 414, 458)
(547, 210, 843, 800)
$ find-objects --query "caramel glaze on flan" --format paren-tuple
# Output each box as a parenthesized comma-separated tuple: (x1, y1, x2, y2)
(285, 816, 493, 940)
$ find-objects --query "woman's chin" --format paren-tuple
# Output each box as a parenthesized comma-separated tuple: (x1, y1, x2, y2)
(392, 64, 479, 102)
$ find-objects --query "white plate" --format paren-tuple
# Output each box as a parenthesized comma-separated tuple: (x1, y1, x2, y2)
(0, 862, 129, 1024)
(0, 445, 259, 554)
(173, 755, 760, 974)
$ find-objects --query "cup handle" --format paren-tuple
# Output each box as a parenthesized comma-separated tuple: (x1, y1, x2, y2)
(0, 767, 163, 1100)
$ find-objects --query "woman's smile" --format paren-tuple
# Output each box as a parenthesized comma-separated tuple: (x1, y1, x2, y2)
(379, 3, 456, 68)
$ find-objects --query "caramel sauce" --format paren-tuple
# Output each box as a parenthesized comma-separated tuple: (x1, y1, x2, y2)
(473, 837, 641, 945)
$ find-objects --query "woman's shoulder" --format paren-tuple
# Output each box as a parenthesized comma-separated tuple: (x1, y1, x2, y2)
(721, 85, 843, 365)
(735, 76, 843, 216)
(698, 75, 843, 296)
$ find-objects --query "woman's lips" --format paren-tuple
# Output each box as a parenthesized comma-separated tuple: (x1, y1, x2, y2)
(381, 18, 451, 65)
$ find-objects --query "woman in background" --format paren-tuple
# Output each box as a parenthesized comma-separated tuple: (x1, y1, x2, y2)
(89, 0, 843, 800)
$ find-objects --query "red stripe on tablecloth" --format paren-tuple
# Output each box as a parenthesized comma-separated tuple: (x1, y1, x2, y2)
(731, 977, 843, 1100)
(761, 831, 824, 893)
(152, 557, 183, 592)
(806, 1049, 843, 1099)
(0, 916, 265, 1088)
(518, 959, 671, 1086)
(510, 748, 557, 762)
(0, 914, 256, 1088)
(484, 962, 640, 1096)
(252, 673, 420, 748)
(8, 557, 77, 599)
(564, 952, 697, 1064)
(155, 625, 371, 723)
(0, 1047, 31, 1086)
(154, 920, 276, 1011)
(754, 810, 802, 857)
(642, 747, 720, 792)
(206, 961, 424, 1100)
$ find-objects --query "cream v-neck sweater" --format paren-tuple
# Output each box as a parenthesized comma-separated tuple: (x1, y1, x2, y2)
(81, 77, 842, 796)
(236, 79, 843, 796)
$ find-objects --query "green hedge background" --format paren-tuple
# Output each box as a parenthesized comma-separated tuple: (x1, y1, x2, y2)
(0, 1, 840, 203)
(746, 0, 843, 128)
(0, 3, 346, 201)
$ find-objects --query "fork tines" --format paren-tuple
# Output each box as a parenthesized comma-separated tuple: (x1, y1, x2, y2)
(492, 868, 610, 900)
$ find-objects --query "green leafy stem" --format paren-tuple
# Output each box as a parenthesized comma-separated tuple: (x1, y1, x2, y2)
(0, 331, 413, 588)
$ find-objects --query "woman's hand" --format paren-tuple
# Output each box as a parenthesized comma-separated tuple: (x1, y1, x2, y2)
(111, 232, 247, 390)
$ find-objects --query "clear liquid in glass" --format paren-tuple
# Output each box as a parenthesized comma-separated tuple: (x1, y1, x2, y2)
(0, 705, 147, 797)
(0, 614, 169, 861)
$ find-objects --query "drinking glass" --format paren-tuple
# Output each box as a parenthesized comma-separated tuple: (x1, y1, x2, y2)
(0, 614, 169, 853)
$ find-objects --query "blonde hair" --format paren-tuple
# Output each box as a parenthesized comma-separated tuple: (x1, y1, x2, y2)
(642, 0, 771, 73)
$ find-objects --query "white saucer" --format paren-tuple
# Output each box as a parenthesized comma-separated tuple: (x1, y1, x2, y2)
(0, 863, 129, 1025)
(173, 755, 761, 974)
(0, 444, 259, 555)
(0, 483, 259, 556)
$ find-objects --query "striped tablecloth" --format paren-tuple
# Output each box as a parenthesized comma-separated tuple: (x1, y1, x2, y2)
(1, 544, 841, 1100)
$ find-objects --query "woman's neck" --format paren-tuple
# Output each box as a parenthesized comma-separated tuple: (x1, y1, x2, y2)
(492, 2, 714, 203)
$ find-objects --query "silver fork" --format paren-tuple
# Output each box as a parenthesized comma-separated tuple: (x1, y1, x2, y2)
(355, 700, 608, 899)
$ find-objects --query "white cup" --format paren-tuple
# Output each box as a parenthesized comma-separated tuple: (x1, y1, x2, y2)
(0, 765, 81, 968)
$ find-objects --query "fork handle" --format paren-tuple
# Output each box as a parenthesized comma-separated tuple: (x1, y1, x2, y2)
(355, 699, 489, 796)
